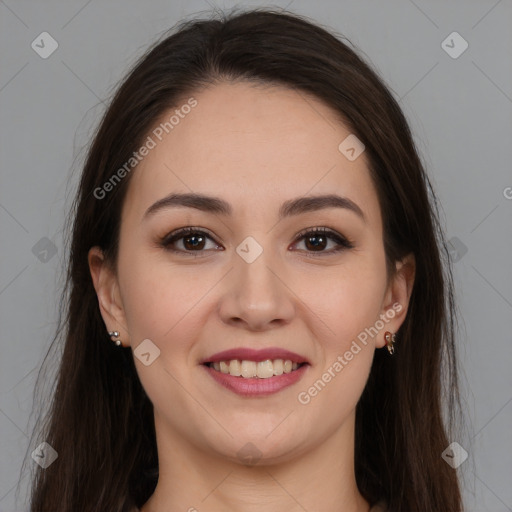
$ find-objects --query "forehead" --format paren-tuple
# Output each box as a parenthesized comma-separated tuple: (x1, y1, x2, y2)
(122, 81, 380, 227)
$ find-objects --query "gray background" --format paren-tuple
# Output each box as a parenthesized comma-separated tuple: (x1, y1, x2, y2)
(1, 0, 511, 511)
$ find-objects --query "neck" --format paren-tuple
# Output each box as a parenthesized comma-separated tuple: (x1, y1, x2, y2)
(141, 409, 370, 512)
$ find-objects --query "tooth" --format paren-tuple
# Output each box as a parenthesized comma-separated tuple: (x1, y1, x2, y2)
(272, 359, 284, 375)
(257, 360, 274, 379)
(211, 358, 302, 377)
(229, 360, 241, 377)
(241, 360, 257, 378)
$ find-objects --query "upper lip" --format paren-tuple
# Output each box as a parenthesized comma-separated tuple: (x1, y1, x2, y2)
(201, 347, 310, 365)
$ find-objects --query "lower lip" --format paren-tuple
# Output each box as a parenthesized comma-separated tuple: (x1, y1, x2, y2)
(202, 363, 309, 397)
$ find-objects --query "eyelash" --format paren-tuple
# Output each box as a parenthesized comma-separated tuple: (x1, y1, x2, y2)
(159, 226, 354, 258)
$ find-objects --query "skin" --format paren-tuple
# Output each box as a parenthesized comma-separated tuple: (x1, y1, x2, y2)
(89, 81, 415, 512)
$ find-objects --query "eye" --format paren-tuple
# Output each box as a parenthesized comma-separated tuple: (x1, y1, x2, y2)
(159, 227, 222, 256)
(159, 226, 354, 257)
(291, 227, 354, 256)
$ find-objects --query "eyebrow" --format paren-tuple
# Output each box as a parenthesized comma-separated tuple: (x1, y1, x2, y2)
(143, 192, 366, 222)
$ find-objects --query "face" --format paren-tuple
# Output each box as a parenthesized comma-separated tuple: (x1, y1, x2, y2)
(89, 81, 414, 465)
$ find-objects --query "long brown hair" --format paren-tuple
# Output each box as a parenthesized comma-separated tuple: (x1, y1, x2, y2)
(28, 7, 463, 511)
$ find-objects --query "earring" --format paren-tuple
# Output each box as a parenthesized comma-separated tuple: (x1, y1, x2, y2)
(384, 331, 396, 355)
(108, 331, 123, 347)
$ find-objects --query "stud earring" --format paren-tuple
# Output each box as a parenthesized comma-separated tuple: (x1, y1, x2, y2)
(108, 331, 123, 347)
(384, 331, 396, 355)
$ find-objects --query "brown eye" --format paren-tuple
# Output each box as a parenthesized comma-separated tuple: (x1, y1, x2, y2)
(179, 232, 206, 250)
(160, 226, 353, 257)
(292, 227, 354, 256)
(160, 227, 222, 256)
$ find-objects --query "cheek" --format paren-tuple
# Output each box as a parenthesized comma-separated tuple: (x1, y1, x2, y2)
(117, 242, 209, 340)
(297, 258, 387, 350)
(117, 248, 230, 393)
(118, 269, 173, 341)
(294, 263, 385, 418)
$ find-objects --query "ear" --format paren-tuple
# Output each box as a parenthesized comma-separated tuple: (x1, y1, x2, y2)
(88, 246, 131, 347)
(376, 253, 416, 349)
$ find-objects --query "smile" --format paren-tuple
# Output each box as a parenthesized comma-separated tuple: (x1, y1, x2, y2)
(207, 359, 304, 378)
(202, 360, 309, 397)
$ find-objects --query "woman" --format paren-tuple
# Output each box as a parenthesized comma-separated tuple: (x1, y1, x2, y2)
(29, 8, 463, 512)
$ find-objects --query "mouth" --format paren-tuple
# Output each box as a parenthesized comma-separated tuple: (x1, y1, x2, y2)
(200, 347, 310, 397)
(204, 359, 308, 379)
(201, 359, 310, 398)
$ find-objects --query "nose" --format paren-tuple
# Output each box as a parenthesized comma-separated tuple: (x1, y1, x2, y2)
(217, 247, 295, 332)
